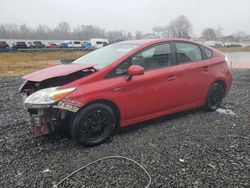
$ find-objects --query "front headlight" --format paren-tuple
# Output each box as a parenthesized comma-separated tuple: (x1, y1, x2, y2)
(24, 87, 76, 108)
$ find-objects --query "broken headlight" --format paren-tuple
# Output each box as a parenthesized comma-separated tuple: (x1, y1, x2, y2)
(24, 87, 76, 108)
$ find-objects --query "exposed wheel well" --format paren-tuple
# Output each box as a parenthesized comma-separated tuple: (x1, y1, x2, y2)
(80, 99, 121, 126)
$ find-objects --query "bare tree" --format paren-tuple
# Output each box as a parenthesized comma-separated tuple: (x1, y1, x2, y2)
(166, 15, 192, 38)
(127, 32, 132, 40)
(0, 22, 133, 40)
(54, 21, 71, 39)
(135, 31, 143, 39)
(201, 28, 216, 41)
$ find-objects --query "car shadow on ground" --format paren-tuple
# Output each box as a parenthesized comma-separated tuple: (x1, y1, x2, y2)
(116, 107, 204, 135)
(38, 107, 205, 146)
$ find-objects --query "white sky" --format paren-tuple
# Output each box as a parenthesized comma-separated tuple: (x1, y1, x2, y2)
(1, 0, 250, 36)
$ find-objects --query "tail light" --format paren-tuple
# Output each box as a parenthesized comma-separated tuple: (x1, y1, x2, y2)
(225, 55, 232, 72)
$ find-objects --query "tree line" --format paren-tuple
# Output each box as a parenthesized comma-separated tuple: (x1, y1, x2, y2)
(0, 15, 193, 40)
(0, 22, 134, 40)
(0, 15, 248, 42)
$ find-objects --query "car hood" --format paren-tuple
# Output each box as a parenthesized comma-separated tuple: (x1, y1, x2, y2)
(23, 64, 95, 82)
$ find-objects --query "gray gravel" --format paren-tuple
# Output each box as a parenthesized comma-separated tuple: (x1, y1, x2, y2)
(0, 70, 249, 188)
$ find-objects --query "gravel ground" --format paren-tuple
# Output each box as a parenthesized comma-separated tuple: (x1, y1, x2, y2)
(0, 70, 249, 188)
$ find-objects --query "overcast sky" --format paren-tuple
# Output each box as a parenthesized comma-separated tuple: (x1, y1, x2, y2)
(1, 0, 250, 36)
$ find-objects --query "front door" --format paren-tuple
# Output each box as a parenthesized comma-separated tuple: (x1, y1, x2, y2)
(108, 42, 177, 121)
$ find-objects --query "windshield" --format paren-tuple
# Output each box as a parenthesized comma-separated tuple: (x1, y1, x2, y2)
(72, 43, 139, 69)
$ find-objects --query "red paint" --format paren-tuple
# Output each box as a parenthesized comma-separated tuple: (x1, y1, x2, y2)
(24, 39, 232, 128)
(22, 64, 95, 82)
(128, 65, 145, 76)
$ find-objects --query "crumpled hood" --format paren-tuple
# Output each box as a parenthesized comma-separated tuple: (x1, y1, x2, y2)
(23, 64, 95, 82)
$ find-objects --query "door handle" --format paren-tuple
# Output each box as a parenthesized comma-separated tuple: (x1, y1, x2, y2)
(113, 87, 124, 91)
(203, 66, 209, 72)
(167, 75, 176, 81)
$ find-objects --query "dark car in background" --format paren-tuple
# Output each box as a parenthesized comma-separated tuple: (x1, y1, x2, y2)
(59, 42, 68, 48)
(12, 41, 27, 49)
(33, 41, 44, 48)
(0, 41, 9, 48)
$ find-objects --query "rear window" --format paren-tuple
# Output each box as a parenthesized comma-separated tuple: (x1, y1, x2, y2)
(200, 46, 213, 59)
(74, 41, 80, 44)
(17, 42, 26, 45)
(34, 41, 42, 44)
(175, 42, 202, 64)
(96, 41, 103, 44)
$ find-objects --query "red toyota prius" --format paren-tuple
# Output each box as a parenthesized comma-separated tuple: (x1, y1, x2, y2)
(21, 39, 232, 146)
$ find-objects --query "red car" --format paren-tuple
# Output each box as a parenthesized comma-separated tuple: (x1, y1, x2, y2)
(20, 39, 232, 146)
(46, 42, 59, 48)
(0, 41, 9, 48)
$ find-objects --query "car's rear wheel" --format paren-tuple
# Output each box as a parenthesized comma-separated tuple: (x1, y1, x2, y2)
(205, 83, 224, 111)
(70, 103, 116, 146)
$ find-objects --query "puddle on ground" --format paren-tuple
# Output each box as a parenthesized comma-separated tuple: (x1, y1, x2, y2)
(216, 108, 236, 116)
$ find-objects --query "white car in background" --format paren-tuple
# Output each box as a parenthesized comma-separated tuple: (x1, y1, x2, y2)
(204, 41, 230, 48)
(90, 38, 109, 48)
(65, 40, 82, 48)
(72, 41, 82, 48)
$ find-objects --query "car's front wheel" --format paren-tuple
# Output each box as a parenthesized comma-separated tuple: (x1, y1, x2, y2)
(70, 103, 116, 146)
(205, 83, 224, 111)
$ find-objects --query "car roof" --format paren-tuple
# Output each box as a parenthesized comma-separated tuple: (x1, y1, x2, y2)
(118, 38, 200, 46)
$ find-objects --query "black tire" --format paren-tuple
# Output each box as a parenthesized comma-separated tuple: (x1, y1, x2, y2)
(205, 83, 224, 111)
(70, 103, 116, 146)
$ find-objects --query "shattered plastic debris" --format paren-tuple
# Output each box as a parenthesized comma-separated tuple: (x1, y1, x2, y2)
(42, 169, 51, 173)
(179, 159, 185, 163)
(216, 108, 236, 116)
(208, 163, 216, 169)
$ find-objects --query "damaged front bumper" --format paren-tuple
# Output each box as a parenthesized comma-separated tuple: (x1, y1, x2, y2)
(27, 100, 81, 136)
(28, 108, 63, 136)
(21, 86, 81, 136)
(30, 109, 55, 136)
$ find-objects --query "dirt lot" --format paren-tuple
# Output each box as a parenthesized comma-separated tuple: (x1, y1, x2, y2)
(0, 70, 249, 188)
(0, 51, 87, 76)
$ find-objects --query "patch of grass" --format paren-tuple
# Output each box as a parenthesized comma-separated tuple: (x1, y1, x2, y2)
(0, 51, 88, 76)
(217, 47, 250, 53)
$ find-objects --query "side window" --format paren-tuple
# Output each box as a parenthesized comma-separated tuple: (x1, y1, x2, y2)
(200, 46, 212, 59)
(175, 42, 202, 64)
(106, 43, 173, 79)
(106, 60, 131, 78)
(131, 43, 172, 71)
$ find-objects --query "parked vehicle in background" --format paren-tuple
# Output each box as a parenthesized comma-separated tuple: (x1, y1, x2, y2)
(109, 38, 123, 44)
(90, 38, 109, 48)
(0, 41, 9, 48)
(21, 38, 232, 146)
(46, 42, 59, 48)
(12, 41, 27, 49)
(33, 41, 44, 48)
(26, 42, 35, 48)
(204, 41, 223, 48)
(72, 41, 82, 48)
(229, 43, 242, 47)
(66, 41, 73, 48)
(82, 41, 92, 49)
(60, 42, 68, 48)
(221, 42, 230, 47)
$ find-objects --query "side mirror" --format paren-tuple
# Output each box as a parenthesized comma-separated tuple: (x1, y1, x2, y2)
(126, 65, 144, 80)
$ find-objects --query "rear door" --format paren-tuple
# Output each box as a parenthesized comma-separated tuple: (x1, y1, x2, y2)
(173, 42, 212, 106)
